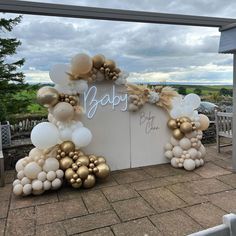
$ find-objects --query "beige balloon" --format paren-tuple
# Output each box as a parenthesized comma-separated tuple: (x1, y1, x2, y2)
(198, 114, 210, 131)
(92, 54, 105, 69)
(104, 59, 116, 70)
(37, 86, 59, 107)
(53, 102, 74, 121)
(71, 53, 93, 76)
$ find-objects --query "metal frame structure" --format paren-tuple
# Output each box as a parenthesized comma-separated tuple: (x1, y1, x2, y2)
(0, 0, 236, 170)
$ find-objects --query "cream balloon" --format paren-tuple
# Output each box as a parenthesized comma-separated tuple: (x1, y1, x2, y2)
(43, 180, 52, 190)
(47, 171, 56, 181)
(38, 172, 47, 182)
(171, 158, 179, 168)
(53, 102, 74, 122)
(49, 64, 71, 85)
(32, 180, 43, 191)
(52, 178, 62, 190)
(43, 158, 59, 172)
(15, 159, 25, 172)
(198, 114, 210, 131)
(172, 146, 183, 158)
(188, 148, 198, 159)
(13, 184, 23, 196)
(23, 184, 32, 196)
(71, 53, 93, 75)
(24, 162, 42, 179)
(183, 159, 196, 171)
(179, 138, 192, 150)
(29, 148, 43, 159)
(165, 150, 173, 159)
(165, 143, 173, 151)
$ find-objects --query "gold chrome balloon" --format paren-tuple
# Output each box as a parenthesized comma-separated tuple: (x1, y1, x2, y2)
(172, 128, 184, 140)
(77, 156, 90, 166)
(180, 117, 191, 123)
(60, 141, 75, 154)
(167, 119, 178, 130)
(59, 157, 73, 170)
(97, 156, 106, 165)
(180, 122, 193, 133)
(65, 168, 75, 180)
(37, 86, 59, 107)
(83, 174, 96, 188)
(77, 166, 89, 179)
(95, 163, 110, 179)
(72, 182, 82, 189)
(92, 54, 105, 69)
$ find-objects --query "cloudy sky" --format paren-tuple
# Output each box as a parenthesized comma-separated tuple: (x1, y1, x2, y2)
(2, 0, 236, 85)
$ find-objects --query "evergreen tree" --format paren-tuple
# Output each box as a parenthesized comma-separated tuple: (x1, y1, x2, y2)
(0, 15, 25, 83)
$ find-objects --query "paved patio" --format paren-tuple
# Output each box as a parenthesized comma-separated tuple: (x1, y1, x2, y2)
(0, 144, 236, 236)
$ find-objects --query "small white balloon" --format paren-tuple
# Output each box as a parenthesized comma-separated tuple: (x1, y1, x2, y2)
(188, 148, 198, 159)
(49, 64, 71, 85)
(17, 170, 25, 180)
(13, 184, 23, 196)
(200, 159, 204, 166)
(38, 172, 47, 182)
(199, 144, 206, 158)
(43, 158, 60, 172)
(13, 179, 21, 187)
(56, 169, 64, 179)
(47, 171, 56, 181)
(23, 184, 32, 196)
(51, 178, 62, 190)
(195, 159, 201, 168)
(165, 150, 173, 159)
(171, 158, 179, 168)
(43, 180, 52, 190)
(172, 146, 183, 158)
(32, 180, 43, 191)
(170, 137, 179, 146)
(29, 148, 43, 159)
(21, 177, 31, 186)
(183, 159, 196, 171)
(72, 127, 92, 148)
(15, 159, 25, 172)
(24, 162, 42, 179)
(165, 143, 173, 151)
(179, 138, 192, 150)
(59, 127, 73, 141)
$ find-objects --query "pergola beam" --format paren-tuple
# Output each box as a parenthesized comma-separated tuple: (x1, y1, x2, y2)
(0, 0, 236, 28)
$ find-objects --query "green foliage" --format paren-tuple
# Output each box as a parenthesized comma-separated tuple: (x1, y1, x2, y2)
(0, 101, 7, 123)
(0, 15, 25, 83)
(193, 88, 202, 95)
(219, 88, 232, 96)
(178, 86, 187, 95)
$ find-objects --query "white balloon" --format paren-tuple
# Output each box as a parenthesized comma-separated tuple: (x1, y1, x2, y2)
(32, 180, 43, 191)
(49, 64, 71, 85)
(183, 159, 196, 171)
(23, 184, 32, 196)
(184, 93, 201, 109)
(165, 143, 173, 151)
(165, 150, 173, 159)
(43, 180, 52, 190)
(24, 162, 42, 179)
(21, 177, 31, 186)
(172, 146, 183, 158)
(52, 178, 62, 190)
(54, 84, 72, 95)
(195, 159, 201, 168)
(170, 137, 179, 146)
(171, 96, 183, 107)
(182, 105, 193, 118)
(59, 127, 73, 141)
(75, 80, 88, 94)
(170, 108, 182, 119)
(38, 172, 47, 182)
(15, 159, 25, 172)
(17, 170, 25, 180)
(171, 158, 179, 168)
(199, 144, 206, 158)
(188, 148, 198, 159)
(47, 171, 56, 181)
(43, 158, 60, 172)
(200, 159, 204, 166)
(13, 184, 23, 196)
(56, 169, 64, 179)
(29, 148, 43, 159)
(179, 138, 192, 150)
(31, 122, 60, 149)
(72, 127, 92, 148)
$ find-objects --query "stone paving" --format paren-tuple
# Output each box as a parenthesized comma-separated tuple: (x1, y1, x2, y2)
(1, 144, 236, 236)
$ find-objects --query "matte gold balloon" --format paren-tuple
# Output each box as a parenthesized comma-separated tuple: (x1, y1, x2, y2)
(72, 182, 82, 189)
(180, 122, 193, 133)
(60, 141, 75, 154)
(92, 54, 105, 69)
(37, 86, 59, 107)
(83, 174, 96, 189)
(77, 166, 89, 179)
(167, 119, 178, 130)
(105, 59, 116, 70)
(77, 156, 90, 166)
(59, 157, 73, 170)
(95, 163, 110, 179)
(97, 156, 106, 165)
(71, 53, 93, 76)
(65, 168, 75, 180)
(172, 128, 184, 140)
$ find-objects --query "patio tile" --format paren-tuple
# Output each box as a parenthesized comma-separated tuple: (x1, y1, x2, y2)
(212, 159, 233, 171)
(208, 190, 236, 212)
(112, 217, 162, 236)
(77, 227, 114, 236)
(130, 177, 170, 191)
(0, 219, 5, 236)
(36, 222, 67, 236)
(165, 172, 201, 184)
(102, 185, 139, 202)
(0, 201, 9, 219)
(92, 176, 118, 189)
(57, 186, 83, 201)
(150, 209, 202, 236)
(183, 202, 226, 228)
(217, 174, 236, 188)
(6, 207, 35, 236)
(112, 197, 155, 221)
(139, 187, 186, 213)
(10, 191, 58, 209)
(63, 210, 120, 235)
(82, 190, 111, 213)
(167, 183, 207, 205)
(194, 162, 231, 178)
(0, 184, 12, 202)
(186, 178, 232, 195)
(143, 164, 183, 178)
(112, 169, 151, 184)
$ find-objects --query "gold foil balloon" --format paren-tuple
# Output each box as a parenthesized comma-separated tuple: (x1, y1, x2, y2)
(59, 157, 73, 170)
(37, 86, 59, 107)
(167, 119, 178, 130)
(53, 102, 74, 122)
(173, 128, 184, 140)
(180, 117, 191, 123)
(92, 54, 105, 69)
(83, 174, 96, 188)
(77, 166, 89, 179)
(72, 182, 82, 189)
(60, 141, 75, 154)
(97, 156, 106, 165)
(77, 156, 90, 166)
(71, 53, 93, 76)
(95, 163, 110, 179)
(65, 168, 75, 180)
(198, 114, 210, 131)
(105, 59, 116, 70)
(180, 122, 193, 133)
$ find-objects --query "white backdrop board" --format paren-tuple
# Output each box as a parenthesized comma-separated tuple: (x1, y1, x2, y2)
(81, 82, 171, 170)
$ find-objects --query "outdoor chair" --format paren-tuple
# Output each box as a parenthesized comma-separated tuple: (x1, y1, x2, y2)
(215, 111, 233, 153)
(0, 123, 5, 187)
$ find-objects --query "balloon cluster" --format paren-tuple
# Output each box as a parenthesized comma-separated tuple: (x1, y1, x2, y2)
(165, 93, 210, 171)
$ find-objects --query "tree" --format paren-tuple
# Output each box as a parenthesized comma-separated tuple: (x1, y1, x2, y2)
(178, 86, 186, 95)
(219, 88, 232, 96)
(194, 88, 202, 96)
(0, 16, 25, 83)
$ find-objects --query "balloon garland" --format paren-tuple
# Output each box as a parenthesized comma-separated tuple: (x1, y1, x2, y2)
(12, 53, 209, 197)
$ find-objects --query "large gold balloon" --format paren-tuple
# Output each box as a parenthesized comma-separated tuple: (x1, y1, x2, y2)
(76, 156, 90, 166)
(60, 141, 75, 154)
(172, 128, 184, 140)
(53, 102, 74, 122)
(92, 54, 105, 69)
(65, 168, 75, 180)
(180, 122, 193, 133)
(77, 166, 89, 179)
(71, 53, 93, 76)
(167, 119, 178, 130)
(83, 174, 96, 188)
(95, 163, 110, 179)
(59, 157, 73, 170)
(105, 59, 116, 70)
(37, 86, 59, 107)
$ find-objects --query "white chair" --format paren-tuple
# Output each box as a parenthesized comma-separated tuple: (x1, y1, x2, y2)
(215, 112, 233, 153)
